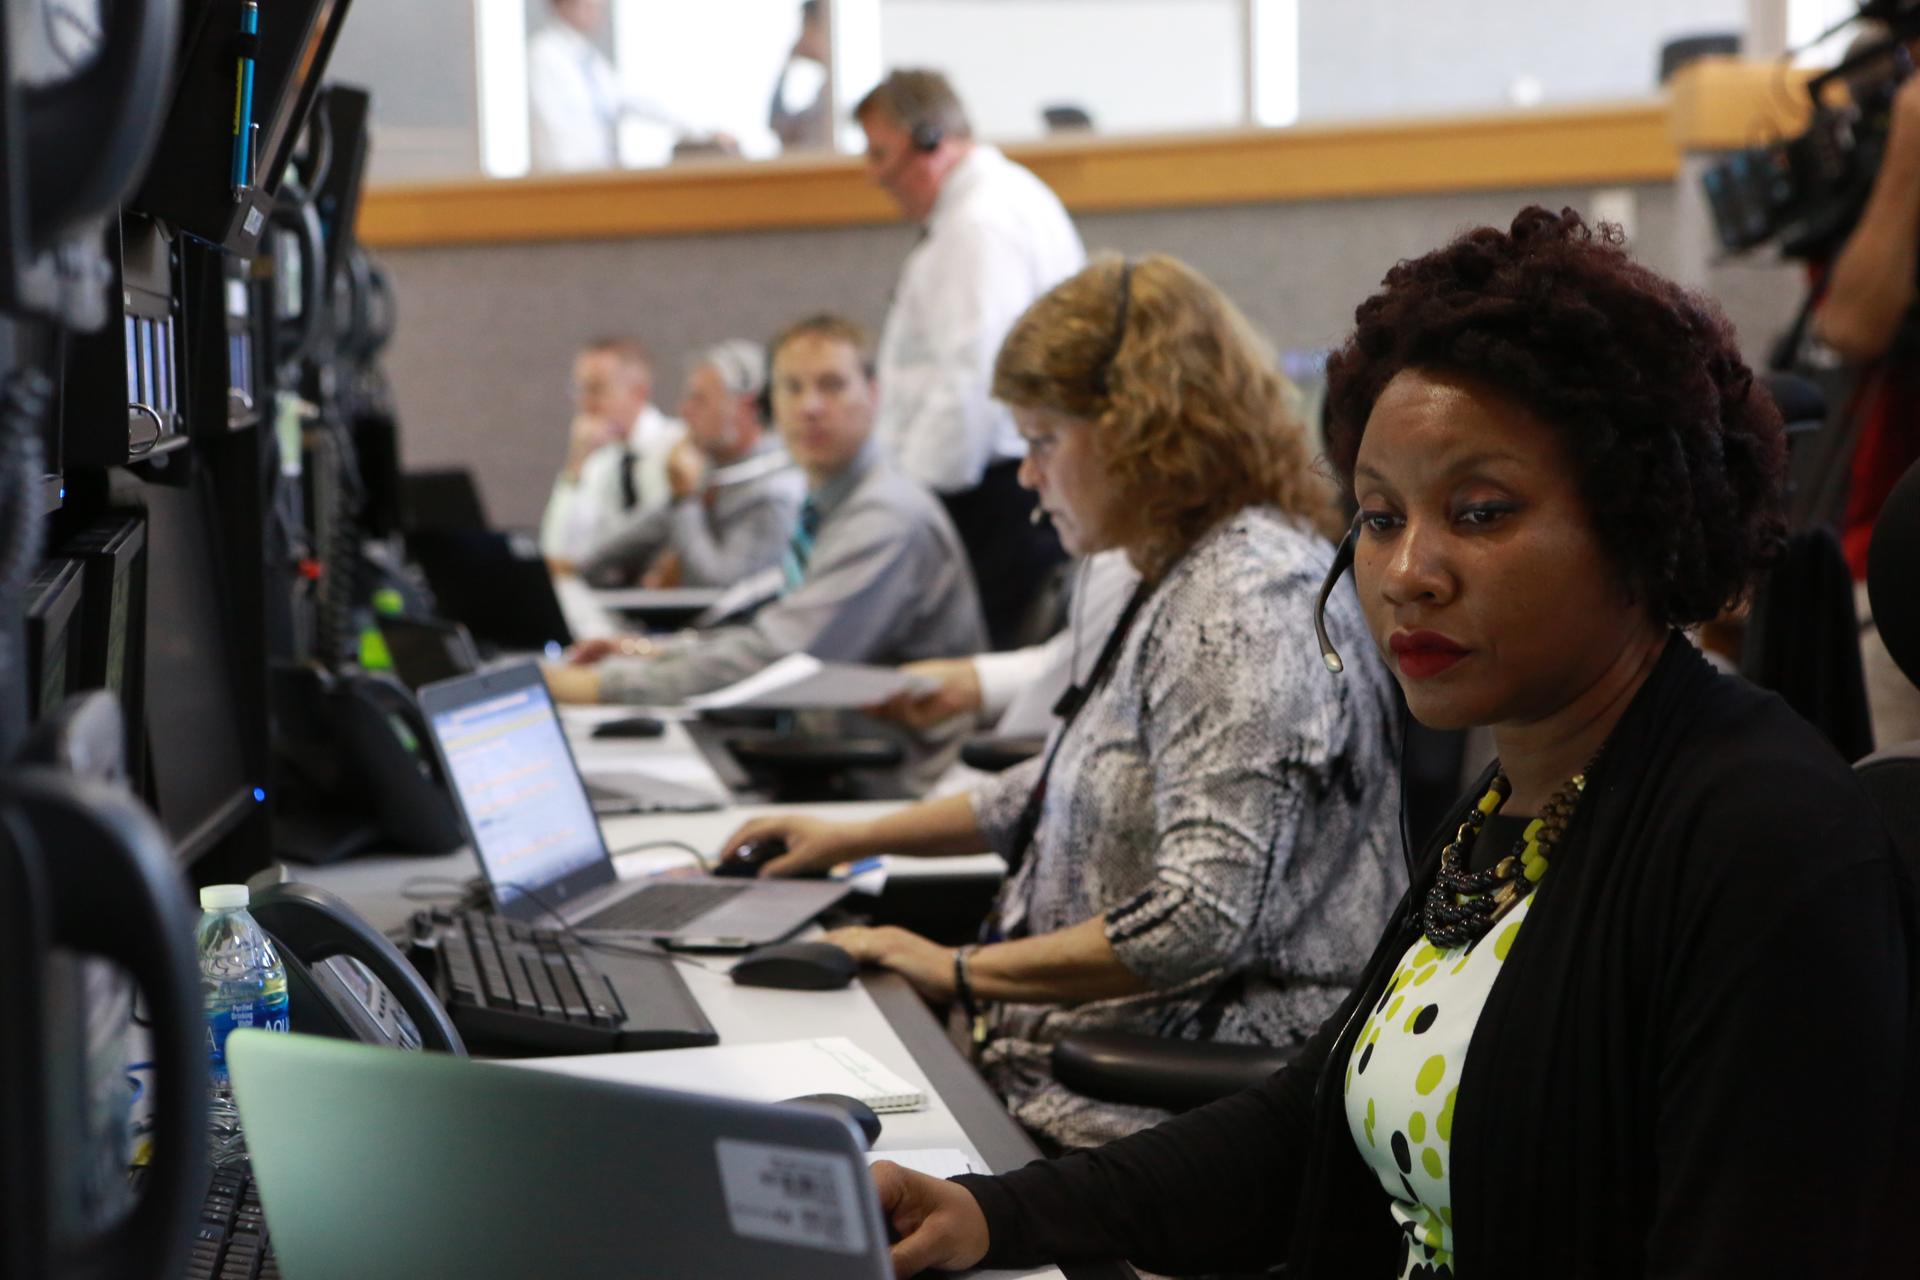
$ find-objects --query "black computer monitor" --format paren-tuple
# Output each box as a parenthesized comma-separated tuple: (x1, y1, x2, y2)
(141, 474, 259, 863)
(134, 0, 357, 256)
(25, 558, 85, 721)
(64, 514, 150, 782)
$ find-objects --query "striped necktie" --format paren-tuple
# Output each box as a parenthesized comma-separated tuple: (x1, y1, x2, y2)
(782, 498, 820, 592)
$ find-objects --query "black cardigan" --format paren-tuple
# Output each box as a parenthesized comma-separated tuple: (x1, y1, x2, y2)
(956, 637, 1917, 1278)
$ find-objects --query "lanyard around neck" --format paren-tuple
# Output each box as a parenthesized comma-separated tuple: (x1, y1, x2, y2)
(1003, 580, 1155, 875)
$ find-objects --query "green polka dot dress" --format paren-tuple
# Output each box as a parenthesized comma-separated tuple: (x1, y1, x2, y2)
(1342, 889, 1537, 1279)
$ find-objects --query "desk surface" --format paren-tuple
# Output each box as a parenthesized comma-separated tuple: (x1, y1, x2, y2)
(283, 711, 1133, 1280)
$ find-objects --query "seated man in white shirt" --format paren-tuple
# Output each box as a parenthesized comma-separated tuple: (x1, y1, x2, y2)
(876, 549, 1138, 790)
(573, 340, 804, 589)
(540, 337, 682, 569)
(543, 314, 985, 709)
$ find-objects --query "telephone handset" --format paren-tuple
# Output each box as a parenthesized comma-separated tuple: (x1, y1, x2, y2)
(2, 767, 205, 1280)
(247, 881, 465, 1057)
(273, 667, 464, 865)
(334, 673, 465, 857)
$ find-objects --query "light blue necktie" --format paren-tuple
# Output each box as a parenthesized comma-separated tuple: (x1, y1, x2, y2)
(782, 498, 820, 593)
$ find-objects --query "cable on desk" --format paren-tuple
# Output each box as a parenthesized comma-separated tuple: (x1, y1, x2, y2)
(605, 837, 711, 873)
(400, 875, 488, 908)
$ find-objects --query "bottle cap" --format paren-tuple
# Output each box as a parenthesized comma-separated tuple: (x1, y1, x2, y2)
(199, 884, 250, 911)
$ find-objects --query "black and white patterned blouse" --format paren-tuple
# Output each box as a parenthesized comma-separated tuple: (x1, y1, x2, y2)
(969, 505, 1406, 1150)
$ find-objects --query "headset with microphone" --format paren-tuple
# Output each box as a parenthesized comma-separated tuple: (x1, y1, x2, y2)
(1314, 518, 1360, 674)
(910, 119, 944, 153)
(1027, 261, 1135, 530)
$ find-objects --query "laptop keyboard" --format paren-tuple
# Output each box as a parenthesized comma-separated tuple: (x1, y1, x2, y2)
(579, 880, 748, 933)
(420, 907, 717, 1053)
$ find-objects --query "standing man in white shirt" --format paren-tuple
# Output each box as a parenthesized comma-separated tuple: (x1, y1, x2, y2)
(526, 0, 732, 173)
(541, 337, 682, 567)
(856, 69, 1086, 649)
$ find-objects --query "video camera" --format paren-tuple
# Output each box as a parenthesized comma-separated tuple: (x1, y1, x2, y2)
(1702, 0, 1920, 258)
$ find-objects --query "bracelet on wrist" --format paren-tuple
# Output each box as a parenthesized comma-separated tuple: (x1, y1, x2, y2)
(953, 944, 987, 1046)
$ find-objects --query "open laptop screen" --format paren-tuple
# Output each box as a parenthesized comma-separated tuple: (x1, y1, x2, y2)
(427, 677, 606, 910)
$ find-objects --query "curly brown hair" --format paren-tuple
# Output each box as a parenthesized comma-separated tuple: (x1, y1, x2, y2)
(1322, 206, 1788, 628)
(993, 254, 1333, 579)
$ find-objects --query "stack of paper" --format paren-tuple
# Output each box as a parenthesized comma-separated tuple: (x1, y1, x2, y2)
(512, 1036, 928, 1113)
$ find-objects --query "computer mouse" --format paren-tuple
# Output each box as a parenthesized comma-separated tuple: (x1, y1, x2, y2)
(729, 940, 857, 990)
(785, 1092, 882, 1148)
(591, 715, 666, 739)
(713, 837, 787, 878)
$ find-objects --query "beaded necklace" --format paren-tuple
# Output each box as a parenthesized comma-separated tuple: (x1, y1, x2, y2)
(1419, 758, 1596, 948)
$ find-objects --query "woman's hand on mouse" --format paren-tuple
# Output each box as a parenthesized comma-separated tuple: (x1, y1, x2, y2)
(822, 925, 953, 1001)
(870, 1160, 990, 1277)
(718, 815, 866, 877)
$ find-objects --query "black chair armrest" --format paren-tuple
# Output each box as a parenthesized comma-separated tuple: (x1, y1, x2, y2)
(1052, 1031, 1298, 1113)
(726, 734, 904, 772)
(959, 733, 1047, 773)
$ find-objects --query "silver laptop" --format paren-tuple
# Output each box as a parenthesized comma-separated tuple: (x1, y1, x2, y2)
(227, 1031, 891, 1280)
(417, 662, 846, 949)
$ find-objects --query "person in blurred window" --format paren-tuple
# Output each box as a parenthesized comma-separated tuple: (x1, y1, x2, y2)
(540, 338, 682, 566)
(527, 0, 733, 172)
(769, 0, 832, 152)
(574, 340, 803, 590)
(857, 69, 1085, 649)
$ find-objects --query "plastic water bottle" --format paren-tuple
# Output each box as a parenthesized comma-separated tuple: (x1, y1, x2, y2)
(196, 885, 290, 1168)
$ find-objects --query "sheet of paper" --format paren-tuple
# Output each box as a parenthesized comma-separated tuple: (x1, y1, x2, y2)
(593, 587, 726, 611)
(684, 653, 936, 711)
(699, 567, 783, 624)
(865, 1148, 981, 1179)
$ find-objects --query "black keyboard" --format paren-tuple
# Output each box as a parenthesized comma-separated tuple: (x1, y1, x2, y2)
(169, 1161, 280, 1280)
(578, 880, 747, 933)
(415, 908, 718, 1054)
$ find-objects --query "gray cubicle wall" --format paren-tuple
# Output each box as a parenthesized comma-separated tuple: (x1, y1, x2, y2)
(376, 180, 1803, 531)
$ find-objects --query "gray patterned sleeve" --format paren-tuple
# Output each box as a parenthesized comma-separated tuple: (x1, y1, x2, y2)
(969, 750, 1049, 856)
(1102, 558, 1336, 988)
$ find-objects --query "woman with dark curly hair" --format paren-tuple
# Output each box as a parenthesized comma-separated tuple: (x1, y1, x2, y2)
(721, 254, 1407, 1151)
(869, 209, 1915, 1278)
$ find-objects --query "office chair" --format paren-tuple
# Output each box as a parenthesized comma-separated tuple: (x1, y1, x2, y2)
(1656, 32, 1739, 84)
(400, 467, 490, 532)
(1855, 457, 1920, 875)
(1742, 373, 1875, 761)
(723, 722, 908, 802)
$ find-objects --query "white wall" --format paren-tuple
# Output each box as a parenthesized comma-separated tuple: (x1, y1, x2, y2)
(326, 0, 481, 182)
(879, 0, 1247, 140)
(615, 0, 806, 164)
(1294, 0, 1749, 122)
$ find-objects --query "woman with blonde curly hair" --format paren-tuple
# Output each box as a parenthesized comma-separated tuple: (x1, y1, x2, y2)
(722, 254, 1406, 1149)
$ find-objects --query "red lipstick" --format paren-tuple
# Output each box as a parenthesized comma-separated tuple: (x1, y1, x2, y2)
(1389, 630, 1469, 679)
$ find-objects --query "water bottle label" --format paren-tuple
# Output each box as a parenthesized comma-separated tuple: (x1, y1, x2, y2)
(205, 989, 291, 1070)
